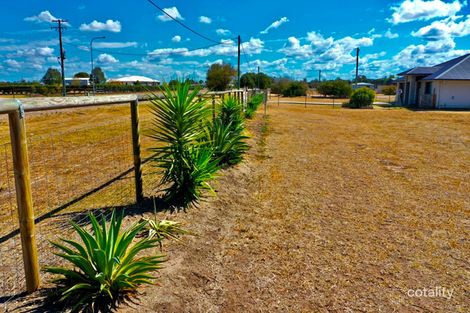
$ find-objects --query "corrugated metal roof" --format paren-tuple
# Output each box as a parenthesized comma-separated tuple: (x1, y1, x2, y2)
(422, 54, 470, 80)
(400, 53, 470, 80)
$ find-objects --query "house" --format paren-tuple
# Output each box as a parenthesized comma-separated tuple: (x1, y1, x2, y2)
(65, 77, 90, 87)
(107, 76, 160, 86)
(397, 53, 470, 109)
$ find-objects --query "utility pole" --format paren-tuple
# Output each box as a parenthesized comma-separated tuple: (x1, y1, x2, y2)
(257, 66, 260, 90)
(52, 19, 67, 97)
(237, 35, 241, 89)
(318, 70, 322, 82)
(355, 47, 360, 88)
(90, 36, 105, 95)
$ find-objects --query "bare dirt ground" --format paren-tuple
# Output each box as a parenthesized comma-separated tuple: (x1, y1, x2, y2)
(2, 103, 469, 312)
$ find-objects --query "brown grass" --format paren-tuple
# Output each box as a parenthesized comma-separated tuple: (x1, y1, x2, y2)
(1, 103, 469, 312)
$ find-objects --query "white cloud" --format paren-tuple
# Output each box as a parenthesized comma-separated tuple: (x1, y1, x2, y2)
(25, 10, 59, 23)
(384, 29, 400, 39)
(79, 20, 121, 32)
(172, 35, 182, 43)
(97, 53, 119, 64)
(216, 29, 231, 36)
(199, 16, 212, 24)
(157, 7, 184, 22)
(4, 59, 21, 69)
(412, 15, 470, 39)
(389, 0, 464, 24)
(94, 41, 137, 49)
(260, 17, 289, 34)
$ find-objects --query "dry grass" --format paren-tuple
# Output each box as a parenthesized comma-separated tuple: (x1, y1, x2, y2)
(1, 102, 469, 312)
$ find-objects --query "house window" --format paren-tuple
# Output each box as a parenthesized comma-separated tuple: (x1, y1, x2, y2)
(425, 82, 432, 95)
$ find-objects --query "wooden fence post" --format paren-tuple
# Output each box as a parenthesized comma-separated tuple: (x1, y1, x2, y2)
(130, 99, 143, 203)
(8, 107, 40, 293)
(211, 95, 216, 123)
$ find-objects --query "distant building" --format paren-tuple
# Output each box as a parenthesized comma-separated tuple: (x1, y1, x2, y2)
(65, 77, 90, 87)
(352, 82, 375, 90)
(108, 76, 160, 86)
(397, 53, 470, 109)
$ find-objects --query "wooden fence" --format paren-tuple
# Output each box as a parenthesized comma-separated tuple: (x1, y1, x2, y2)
(0, 89, 255, 294)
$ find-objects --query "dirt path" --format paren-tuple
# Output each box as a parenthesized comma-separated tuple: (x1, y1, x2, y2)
(119, 105, 469, 312)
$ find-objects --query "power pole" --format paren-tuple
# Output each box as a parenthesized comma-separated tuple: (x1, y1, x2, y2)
(52, 19, 67, 97)
(318, 70, 322, 82)
(237, 35, 241, 89)
(90, 36, 105, 95)
(355, 47, 360, 88)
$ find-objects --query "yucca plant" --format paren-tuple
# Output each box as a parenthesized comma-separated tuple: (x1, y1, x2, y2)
(245, 94, 264, 119)
(205, 119, 249, 166)
(148, 80, 219, 208)
(45, 210, 164, 312)
(219, 96, 244, 130)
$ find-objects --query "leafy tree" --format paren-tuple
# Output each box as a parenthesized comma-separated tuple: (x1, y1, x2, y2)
(344, 87, 376, 108)
(282, 81, 308, 97)
(206, 63, 236, 91)
(240, 73, 256, 89)
(317, 80, 352, 98)
(73, 72, 90, 78)
(91, 67, 106, 84)
(382, 85, 397, 96)
(270, 78, 291, 95)
(41, 68, 61, 85)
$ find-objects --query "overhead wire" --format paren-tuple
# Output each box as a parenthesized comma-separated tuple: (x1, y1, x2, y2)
(146, 0, 221, 44)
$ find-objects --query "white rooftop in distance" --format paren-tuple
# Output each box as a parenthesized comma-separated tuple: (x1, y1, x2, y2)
(109, 76, 160, 83)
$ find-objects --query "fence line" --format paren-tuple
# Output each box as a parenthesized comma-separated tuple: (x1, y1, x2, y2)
(0, 89, 257, 306)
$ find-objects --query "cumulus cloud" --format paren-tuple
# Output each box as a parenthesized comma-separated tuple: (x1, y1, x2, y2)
(199, 16, 212, 24)
(172, 35, 182, 43)
(157, 7, 184, 22)
(79, 20, 121, 32)
(216, 29, 231, 36)
(412, 15, 470, 39)
(384, 29, 400, 39)
(97, 53, 119, 64)
(389, 0, 464, 24)
(25, 10, 58, 23)
(4, 59, 22, 69)
(260, 17, 289, 34)
(146, 37, 264, 59)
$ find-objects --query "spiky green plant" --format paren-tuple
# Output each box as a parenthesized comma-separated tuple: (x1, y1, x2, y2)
(148, 81, 219, 208)
(45, 210, 164, 312)
(205, 119, 249, 166)
(145, 219, 189, 242)
(219, 96, 244, 130)
(245, 94, 264, 119)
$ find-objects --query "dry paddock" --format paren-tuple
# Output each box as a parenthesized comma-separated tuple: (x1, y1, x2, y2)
(1, 102, 469, 312)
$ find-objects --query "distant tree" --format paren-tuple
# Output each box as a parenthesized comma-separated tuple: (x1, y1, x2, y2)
(41, 68, 61, 85)
(382, 85, 397, 96)
(317, 80, 352, 98)
(91, 67, 106, 84)
(271, 78, 291, 95)
(257, 73, 273, 89)
(282, 81, 308, 97)
(240, 73, 256, 89)
(168, 79, 179, 88)
(73, 72, 90, 78)
(206, 63, 236, 91)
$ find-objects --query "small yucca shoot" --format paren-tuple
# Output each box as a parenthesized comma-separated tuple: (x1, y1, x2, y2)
(45, 210, 164, 312)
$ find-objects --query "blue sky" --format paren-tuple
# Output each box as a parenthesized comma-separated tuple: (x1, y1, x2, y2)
(1, 0, 470, 82)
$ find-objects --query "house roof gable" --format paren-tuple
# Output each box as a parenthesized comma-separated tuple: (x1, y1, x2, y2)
(399, 53, 470, 80)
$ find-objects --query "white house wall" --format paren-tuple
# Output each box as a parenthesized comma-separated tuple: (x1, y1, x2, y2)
(435, 80, 470, 109)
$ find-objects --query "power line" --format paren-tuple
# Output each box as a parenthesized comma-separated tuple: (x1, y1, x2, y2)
(146, 0, 221, 44)
(240, 39, 257, 73)
(51, 19, 67, 96)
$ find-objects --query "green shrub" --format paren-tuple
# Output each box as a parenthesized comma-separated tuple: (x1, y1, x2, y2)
(45, 210, 164, 312)
(245, 94, 263, 119)
(345, 88, 376, 108)
(282, 81, 308, 97)
(382, 85, 397, 96)
(317, 81, 352, 98)
(149, 80, 219, 208)
(219, 96, 244, 128)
